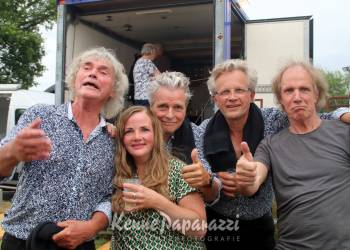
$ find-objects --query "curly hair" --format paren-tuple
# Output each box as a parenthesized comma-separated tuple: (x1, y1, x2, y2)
(65, 47, 129, 119)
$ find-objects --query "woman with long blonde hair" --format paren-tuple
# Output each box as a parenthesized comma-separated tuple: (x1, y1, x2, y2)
(111, 106, 206, 250)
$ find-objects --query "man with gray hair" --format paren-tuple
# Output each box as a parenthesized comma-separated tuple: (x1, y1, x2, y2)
(0, 47, 128, 250)
(147, 71, 223, 206)
(148, 71, 195, 162)
(236, 61, 350, 249)
(105, 70, 194, 158)
(133, 43, 160, 106)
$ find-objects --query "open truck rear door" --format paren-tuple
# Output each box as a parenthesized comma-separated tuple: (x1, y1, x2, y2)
(245, 16, 313, 107)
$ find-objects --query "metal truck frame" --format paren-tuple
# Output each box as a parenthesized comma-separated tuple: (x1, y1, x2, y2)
(55, 0, 313, 119)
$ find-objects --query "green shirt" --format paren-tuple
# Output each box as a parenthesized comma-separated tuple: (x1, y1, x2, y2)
(111, 158, 205, 250)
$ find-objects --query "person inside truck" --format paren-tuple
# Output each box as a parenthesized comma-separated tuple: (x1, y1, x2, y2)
(133, 43, 160, 106)
(0, 47, 129, 250)
(110, 105, 206, 250)
(180, 59, 350, 250)
(235, 61, 350, 249)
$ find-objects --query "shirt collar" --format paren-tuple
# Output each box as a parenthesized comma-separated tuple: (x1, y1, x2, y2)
(67, 102, 107, 128)
(67, 101, 74, 120)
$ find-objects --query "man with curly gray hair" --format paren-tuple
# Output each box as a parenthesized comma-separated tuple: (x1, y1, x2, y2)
(0, 47, 128, 250)
(66, 47, 128, 119)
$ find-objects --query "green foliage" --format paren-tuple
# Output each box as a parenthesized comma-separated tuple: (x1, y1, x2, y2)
(0, 0, 56, 89)
(322, 69, 349, 96)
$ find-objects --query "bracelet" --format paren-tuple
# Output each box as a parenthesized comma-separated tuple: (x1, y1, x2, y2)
(204, 172, 214, 188)
(213, 175, 223, 191)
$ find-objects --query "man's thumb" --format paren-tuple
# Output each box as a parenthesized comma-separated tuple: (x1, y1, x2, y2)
(29, 118, 42, 129)
(191, 148, 199, 164)
(241, 142, 253, 161)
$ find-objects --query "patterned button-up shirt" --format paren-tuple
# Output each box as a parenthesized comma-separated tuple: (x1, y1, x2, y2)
(196, 107, 340, 220)
(133, 58, 158, 101)
(0, 103, 115, 239)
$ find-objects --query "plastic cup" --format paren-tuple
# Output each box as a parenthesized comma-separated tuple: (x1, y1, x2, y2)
(123, 177, 140, 210)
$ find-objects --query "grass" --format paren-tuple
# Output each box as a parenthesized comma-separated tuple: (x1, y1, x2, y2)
(0, 238, 109, 249)
(0, 237, 109, 249)
(0, 201, 11, 248)
(0, 201, 11, 214)
(95, 237, 110, 249)
(95, 231, 112, 249)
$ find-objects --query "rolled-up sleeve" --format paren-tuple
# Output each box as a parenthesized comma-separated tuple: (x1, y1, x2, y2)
(94, 201, 112, 225)
(330, 107, 350, 120)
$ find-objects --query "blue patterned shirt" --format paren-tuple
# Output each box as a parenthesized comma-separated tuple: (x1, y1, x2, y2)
(196, 107, 339, 220)
(0, 103, 115, 239)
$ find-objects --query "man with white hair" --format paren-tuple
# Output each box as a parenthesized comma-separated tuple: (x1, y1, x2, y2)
(147, 71, 223, 206)
(148, 71, 194, 162)
(0, 47, 128, 250)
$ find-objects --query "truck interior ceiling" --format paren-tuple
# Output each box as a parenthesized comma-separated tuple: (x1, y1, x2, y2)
(66, 0, 245, 122)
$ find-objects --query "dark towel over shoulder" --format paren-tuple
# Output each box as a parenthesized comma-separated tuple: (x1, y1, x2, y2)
(203, 103, 264, 172)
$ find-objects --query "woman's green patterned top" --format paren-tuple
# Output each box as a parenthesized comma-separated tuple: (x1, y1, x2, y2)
(111, 158, 205, 250)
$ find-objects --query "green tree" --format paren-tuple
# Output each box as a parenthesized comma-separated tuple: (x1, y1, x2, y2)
(0, 0, 57, 89)
(321, 69, 350, 111)
(322, 69, 349, 96)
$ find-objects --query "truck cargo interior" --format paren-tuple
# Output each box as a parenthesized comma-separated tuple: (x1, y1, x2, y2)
(61, 0, 312, 119)
(64, 0, 246, 123)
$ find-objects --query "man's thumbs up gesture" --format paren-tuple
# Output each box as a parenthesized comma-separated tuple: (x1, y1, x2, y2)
(182, 149, 211, 188)
(236, 142, 266, 196)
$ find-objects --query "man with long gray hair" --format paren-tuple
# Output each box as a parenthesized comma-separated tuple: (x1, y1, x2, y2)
(236, 61, 350, 249)
(0, 47, 128, 250)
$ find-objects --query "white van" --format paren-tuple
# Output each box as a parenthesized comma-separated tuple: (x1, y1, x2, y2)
(0, 85, 54, 192)
(0, 85, 55, 141)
